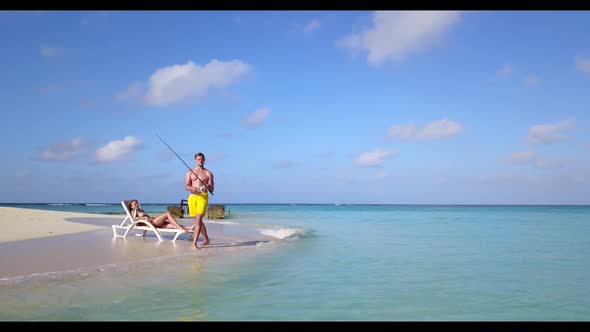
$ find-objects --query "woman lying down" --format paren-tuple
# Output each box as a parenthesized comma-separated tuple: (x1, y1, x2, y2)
(127, 199, 190, 231)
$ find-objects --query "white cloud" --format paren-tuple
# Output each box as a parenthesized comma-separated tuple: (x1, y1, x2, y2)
(496, 64, 512, 77)
(138, 59, 250, 107)
(526, 119, 574, 144)
(337, 11, 461, 66)
(356, 148, 398, 167)
(505, 150, 565, 169)
(242, 107, 271, 128)
(575, 56, 590, 76)
(40, 45, 65, 58)
(303, 19, 321, 33)
(37, 137, 85, 161)
(95, 136, 143, 162)
(524, 74, 540, 87)
(388, 118, 464, 141)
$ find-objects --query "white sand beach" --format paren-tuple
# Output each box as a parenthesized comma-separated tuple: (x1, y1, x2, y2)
(0, 207, 275, 279)
(0, 207, 110, 243)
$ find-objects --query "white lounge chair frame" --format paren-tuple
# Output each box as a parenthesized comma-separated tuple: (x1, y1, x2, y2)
(112, 200, 192, 242)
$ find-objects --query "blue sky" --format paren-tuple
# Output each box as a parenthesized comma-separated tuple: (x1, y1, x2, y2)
(1, 10, 589, 204)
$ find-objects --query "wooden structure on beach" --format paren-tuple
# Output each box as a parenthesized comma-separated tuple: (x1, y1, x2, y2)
(207, 204, 225, 219)
(169, 200, 226, 219)
(167, 205, 184, 218)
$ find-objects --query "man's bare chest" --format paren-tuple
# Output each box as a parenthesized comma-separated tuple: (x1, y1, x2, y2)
(191, 169, 209, 182)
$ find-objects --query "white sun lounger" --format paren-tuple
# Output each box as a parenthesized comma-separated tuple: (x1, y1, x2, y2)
(112, 200, 192, 242)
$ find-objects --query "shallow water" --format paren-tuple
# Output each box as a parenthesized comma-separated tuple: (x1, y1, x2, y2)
(1, 204, 589, 320)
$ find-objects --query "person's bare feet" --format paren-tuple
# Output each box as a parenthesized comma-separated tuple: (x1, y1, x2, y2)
(202, 239, 210, 246)
(193, 242, 200, 249)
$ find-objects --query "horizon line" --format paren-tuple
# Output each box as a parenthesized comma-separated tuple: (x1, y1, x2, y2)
(1, 202, 589, 207)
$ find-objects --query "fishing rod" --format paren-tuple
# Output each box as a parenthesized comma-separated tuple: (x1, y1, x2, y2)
(156, 133, 213, 195)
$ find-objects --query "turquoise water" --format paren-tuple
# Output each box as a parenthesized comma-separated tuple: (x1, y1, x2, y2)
(1, 204, 590, 320)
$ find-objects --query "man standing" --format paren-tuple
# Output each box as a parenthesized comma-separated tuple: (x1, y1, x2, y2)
(185, 152, 213, 249)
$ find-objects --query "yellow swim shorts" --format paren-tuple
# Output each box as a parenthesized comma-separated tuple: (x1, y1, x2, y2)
(188, 192, 208, 217)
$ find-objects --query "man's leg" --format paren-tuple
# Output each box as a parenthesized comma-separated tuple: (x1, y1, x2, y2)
(193, 214, 202, 249)
(194, 194, 210, 247)
(200, 214, 210, 246)
(192, 213, 209, 248)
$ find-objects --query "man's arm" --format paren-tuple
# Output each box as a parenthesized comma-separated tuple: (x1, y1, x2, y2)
(185, 170, 197, 193)
(207, 171, 214, 194)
